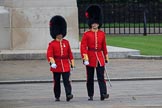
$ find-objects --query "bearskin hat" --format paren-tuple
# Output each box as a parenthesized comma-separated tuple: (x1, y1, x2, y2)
(85, 4, 103, 28)
(49, 15, 67, 39)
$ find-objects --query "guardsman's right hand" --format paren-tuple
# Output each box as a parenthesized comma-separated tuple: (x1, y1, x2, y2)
(51, 63, 57, 69)
(49, 57, 57, 68)
(84, 60, 89, 65)
(83, 54, 89, 65)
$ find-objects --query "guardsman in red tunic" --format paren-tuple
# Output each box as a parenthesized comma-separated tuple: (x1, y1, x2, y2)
(80, 4, 109, 101)
(47, 15, 74, 102)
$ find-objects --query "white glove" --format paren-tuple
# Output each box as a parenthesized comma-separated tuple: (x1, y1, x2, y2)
(51, 63, 57, 69)
(84, 60, 89, 65)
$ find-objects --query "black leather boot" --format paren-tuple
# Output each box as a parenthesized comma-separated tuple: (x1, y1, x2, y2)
(66, 94, 73, 102)
(100, 94, 109, 101)
(88, 96, 93, 101)
(55, 98, 60, 101)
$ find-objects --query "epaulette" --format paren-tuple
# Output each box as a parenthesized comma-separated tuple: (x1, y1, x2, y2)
(84, 29, 91, 33)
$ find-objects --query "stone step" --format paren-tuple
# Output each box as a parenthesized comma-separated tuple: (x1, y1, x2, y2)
(0, 46, 140, 60)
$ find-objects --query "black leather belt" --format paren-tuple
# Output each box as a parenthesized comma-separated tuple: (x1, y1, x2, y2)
(88, 48, 102, 51)
(54, 56, 68, 59)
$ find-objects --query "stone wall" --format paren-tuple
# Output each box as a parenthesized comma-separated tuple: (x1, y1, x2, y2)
(0, 0, 79, 50)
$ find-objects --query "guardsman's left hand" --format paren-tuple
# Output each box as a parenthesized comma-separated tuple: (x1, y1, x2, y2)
(71, 59, 75, 68)
(105, 55, 109, 63)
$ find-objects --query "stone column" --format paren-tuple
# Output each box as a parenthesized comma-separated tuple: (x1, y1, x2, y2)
(1, 0, 79, 50)
(0, 6, 11, 49)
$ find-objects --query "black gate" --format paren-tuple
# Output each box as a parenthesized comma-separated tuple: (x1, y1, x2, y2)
(77, 0, 162, 35)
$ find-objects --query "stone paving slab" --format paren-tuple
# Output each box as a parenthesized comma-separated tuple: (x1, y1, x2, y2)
(0, 81, 162, 108)
(0, 59, 162, 84)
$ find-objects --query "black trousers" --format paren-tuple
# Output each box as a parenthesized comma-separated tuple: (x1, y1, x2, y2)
(53, 72, 72, 98)
(86, 63, 107, 97)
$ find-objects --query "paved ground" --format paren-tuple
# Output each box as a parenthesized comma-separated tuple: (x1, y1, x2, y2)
(0, 59, 162, 107)
(0, 59, 162, 82)
(0, 80, 162, 108)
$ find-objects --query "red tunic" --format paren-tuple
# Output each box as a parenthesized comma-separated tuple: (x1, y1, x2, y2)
(47, 39, 74, 72)
(80, 30, 108, 67)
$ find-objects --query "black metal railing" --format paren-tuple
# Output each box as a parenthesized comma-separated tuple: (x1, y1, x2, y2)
(77, 0, 162, 35)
